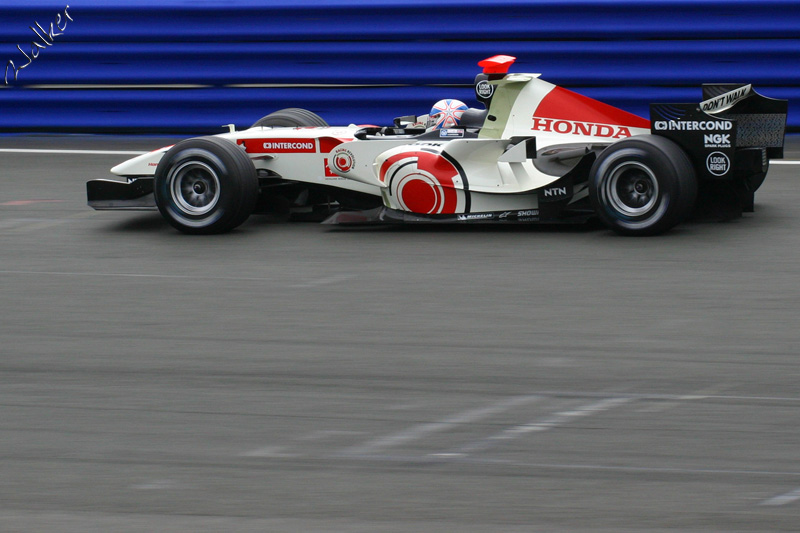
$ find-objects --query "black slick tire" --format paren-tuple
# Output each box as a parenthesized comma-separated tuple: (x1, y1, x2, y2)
(154, 136, 258, 234)
(588, 135, 697, 236)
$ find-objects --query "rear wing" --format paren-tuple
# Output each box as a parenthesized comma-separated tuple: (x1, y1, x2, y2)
(650, 85, 787, 180)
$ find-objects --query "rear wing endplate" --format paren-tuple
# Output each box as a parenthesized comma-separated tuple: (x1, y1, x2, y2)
(650, 86, 787, 179)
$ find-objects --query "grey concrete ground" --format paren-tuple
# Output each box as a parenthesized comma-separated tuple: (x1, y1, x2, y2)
(1, 135, 799, 531)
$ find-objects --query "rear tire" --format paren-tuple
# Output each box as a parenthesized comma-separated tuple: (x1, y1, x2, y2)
(589, 135, 697, 236)
(251, 108, 328, 128)
(154, 136, 258, 234)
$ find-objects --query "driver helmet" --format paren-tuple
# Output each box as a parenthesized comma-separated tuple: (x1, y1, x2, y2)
(428, 99, 468, 130)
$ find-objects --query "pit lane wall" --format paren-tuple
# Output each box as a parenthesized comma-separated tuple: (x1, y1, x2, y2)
(0, 0, 798, 133)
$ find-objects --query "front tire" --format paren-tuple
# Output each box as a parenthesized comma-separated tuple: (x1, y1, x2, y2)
(154, 137, 258, 234)
(589, 135, 697, 236)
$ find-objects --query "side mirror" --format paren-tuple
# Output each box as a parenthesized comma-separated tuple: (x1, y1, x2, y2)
(394, 115, 418, 127)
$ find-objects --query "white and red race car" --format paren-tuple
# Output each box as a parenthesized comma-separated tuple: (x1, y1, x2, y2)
(87, 55, 787, 235)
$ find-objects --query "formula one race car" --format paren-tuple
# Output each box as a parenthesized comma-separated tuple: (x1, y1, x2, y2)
(87, 55, 787, 235)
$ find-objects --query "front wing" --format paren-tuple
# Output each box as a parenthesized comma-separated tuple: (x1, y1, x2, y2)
(87, 178, 155, 210)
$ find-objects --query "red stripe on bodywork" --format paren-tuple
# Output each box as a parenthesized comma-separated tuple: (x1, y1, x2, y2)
(318, 137, 353, 154)
(380, 151, 459, 214)
(1, 199, 65, 206)
(237, 138, 316, 153)
(535, 86, 650, 129)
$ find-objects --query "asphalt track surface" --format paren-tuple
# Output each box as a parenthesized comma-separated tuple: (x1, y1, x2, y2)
(2, 135, 800, 532)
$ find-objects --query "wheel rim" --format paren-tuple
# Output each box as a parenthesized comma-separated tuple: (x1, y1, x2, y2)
(168, 161, 221, 216)
(604, 161, 659, 217)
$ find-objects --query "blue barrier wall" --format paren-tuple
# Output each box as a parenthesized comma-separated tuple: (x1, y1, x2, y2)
(1, 0, 798, 133)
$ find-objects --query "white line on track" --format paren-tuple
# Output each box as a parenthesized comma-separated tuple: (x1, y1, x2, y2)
(341, 395, 543, 456)
(287, 274, 357, 288)
(0, 269, 358, 288)
(342, 453, 800, 478)
(534, 390, 800, 404)
(240, 446, 299, 459)
(760, 488, 800, 506)
(0, 270, 281, 282)
(450, 397, 632, 456)
(129, 479, 179, 490)
(637, 384, 732, 413)
(0, 148, 146, 155)
(0, 270, 356, 289)
(770, 160, 800, 165)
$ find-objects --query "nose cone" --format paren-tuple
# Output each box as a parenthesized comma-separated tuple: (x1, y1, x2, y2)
(110, 146, 172, 176)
